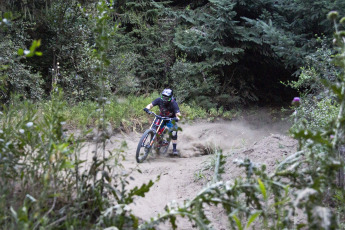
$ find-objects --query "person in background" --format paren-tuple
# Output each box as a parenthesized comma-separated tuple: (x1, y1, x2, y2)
(144, 88, 181, 155)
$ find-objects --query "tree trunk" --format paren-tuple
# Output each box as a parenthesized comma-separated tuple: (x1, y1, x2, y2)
(338, 145, 345, 189)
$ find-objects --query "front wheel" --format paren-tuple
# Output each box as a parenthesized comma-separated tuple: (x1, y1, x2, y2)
(136, 129, 155, 163)
(155, 130, 171, 155)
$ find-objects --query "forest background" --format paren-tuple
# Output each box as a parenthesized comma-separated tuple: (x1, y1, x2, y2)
(1, 0, 343, 108)
(1, 0, 345, 229)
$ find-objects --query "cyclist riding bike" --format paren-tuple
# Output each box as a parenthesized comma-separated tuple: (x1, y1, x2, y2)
(144, 88, 181, 155)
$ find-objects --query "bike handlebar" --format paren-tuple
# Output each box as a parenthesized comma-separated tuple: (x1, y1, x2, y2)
(148, 111, 178, 121)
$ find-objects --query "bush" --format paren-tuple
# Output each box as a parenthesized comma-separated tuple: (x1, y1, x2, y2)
(291, 96, 339, 131)
(0, 36, 44, 103)
(287, 38, 341, 131)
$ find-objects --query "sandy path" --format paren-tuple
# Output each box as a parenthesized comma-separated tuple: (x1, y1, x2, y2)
(80, 111, 297, 229)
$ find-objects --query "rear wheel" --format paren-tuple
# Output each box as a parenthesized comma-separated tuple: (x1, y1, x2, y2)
(136, 129, 155, 163)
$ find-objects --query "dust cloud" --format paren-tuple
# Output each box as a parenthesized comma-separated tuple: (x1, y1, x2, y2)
(78, 108, 297, 229)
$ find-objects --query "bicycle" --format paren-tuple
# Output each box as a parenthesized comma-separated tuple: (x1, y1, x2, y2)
(136, 111, 177, 163)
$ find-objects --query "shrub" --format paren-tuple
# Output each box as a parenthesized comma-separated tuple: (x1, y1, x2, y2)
(288, 38, 341, 131)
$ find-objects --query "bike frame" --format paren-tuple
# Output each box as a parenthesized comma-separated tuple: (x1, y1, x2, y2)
(146, 112, 171, 148)
(136, 112, 175, 163)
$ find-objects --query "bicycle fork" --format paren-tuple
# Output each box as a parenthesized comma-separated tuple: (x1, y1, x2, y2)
(144, 119, 165, 148)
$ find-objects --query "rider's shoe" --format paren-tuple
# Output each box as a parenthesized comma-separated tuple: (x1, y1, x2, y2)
(172, 149, 179, 156)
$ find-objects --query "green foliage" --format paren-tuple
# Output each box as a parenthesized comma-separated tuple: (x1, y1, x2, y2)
(332, 189, 345, 226)
(33, 93, 229, 130)
(170, 61, 220, 108)
(1, 0, 344, 107)
(3, 91, 237, 138)
(285, 39, 338, 94)
(0, 12, 12, 29)
(1, 2, 345, 229)
(207, 106, 239, 120)
(107, 52, 140, 95)
(292, 97, 339, 131)
(17, 39, 42, 57)
(0, 2, 156, 229)
(287, 40, 339, 130)
(0, 35, 44, 103)
(137, 11, 345, 229)
(0, 90, 73, 229)
(243, 0, 344, 68)
(170, 0, 259, 107)
(0, 92, 155, 229)
(173, 1, 245, 65)
(287, 37, 342, 131)
(112, 0, 174, 90)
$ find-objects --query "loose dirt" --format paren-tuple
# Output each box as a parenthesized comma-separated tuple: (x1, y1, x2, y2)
(80, 109, 298, 229)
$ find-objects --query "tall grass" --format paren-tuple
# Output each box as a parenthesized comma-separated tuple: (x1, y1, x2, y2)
(15, 92, 237, 132)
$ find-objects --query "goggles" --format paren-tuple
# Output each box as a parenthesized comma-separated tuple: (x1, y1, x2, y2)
(161, 95, 172, 102)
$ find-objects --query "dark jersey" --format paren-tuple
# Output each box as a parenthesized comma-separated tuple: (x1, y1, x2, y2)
(152, 98, 180, 118)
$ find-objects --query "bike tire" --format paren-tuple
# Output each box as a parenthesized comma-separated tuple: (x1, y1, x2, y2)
(155, 130, 171, 155)
(136, 129, 155, 163)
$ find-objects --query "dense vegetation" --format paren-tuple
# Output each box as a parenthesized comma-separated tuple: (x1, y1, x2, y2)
(1, 0, 344, 107)
(1, 0, 345, 229)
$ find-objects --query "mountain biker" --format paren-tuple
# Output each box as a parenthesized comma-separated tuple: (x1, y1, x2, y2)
(144, 88, 181, 155)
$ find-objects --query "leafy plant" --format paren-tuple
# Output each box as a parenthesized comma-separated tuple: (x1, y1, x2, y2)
(0, 33, 44, 103)
(0, 2, 156, 229)
(287, 37, 341, 131)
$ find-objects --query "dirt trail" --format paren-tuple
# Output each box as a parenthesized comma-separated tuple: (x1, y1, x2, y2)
(81, 110, 297, 229)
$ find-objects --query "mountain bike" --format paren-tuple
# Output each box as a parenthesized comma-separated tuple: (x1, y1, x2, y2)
(136, 111, 177, 163)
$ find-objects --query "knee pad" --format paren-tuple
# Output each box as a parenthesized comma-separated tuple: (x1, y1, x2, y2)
(171, 130, 178, 140)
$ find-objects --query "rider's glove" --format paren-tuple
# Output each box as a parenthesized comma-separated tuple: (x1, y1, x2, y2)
(144, 108, 150, 114)
(173, 117, 179, 122)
